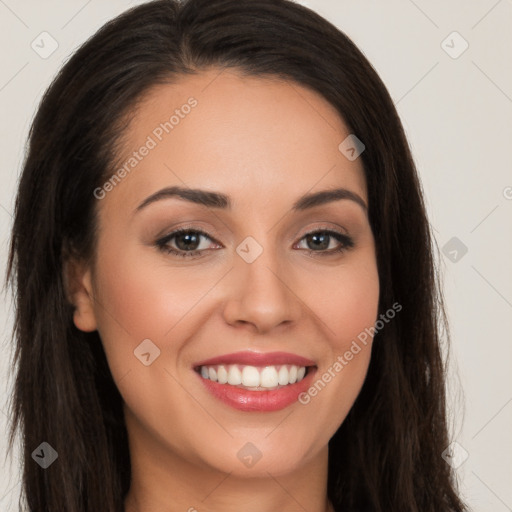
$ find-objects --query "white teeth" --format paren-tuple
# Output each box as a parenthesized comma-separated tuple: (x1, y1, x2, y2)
(217, 365, 228, 384)
(289, 365, 298, 384)
(242, 366, 260, 387)
(227, 365, 242, 385)
(278, 366, 289, 385)
(199, 364, 308, 389)
(260, 366, 279, 388)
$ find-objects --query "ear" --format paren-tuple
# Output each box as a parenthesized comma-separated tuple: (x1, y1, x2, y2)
(63, 257, 98, 332)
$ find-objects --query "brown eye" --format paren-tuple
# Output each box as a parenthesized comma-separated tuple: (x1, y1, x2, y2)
(296, 230, 354, 255)
(173, 231, 202, 251)
(156, 228, 220, 258)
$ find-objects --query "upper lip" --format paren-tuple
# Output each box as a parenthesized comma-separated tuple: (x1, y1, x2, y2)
(193, 351, 316, 368)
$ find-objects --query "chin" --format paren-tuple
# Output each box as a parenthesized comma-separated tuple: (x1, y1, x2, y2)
(189, 431, 321, 478)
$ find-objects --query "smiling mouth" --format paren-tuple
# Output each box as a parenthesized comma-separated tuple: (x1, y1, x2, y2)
(194, 364, 315, 391)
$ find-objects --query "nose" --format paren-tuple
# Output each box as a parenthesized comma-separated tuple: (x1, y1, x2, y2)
(221, 243, 303, 334)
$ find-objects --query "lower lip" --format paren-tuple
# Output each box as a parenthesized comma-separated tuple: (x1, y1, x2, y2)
(196, 368, 317, 412)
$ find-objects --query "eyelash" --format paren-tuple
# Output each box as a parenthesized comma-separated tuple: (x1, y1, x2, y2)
(155, 226, 355, 259)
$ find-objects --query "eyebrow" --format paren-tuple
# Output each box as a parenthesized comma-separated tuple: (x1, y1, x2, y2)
(134, 185, 368, 214)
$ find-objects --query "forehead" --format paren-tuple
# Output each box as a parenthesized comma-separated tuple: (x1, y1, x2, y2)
(100, 68, 368, 217)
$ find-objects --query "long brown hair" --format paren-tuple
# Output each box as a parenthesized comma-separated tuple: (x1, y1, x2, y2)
(5, 0, 467, 510)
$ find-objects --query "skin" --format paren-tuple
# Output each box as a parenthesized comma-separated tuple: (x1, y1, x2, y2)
(67, 68, 380, 512)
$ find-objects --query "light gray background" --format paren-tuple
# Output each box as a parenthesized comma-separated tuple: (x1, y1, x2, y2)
(1, 1, 511, 510)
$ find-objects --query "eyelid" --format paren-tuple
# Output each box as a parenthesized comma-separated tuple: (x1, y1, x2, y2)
(294, 222, 349, 238)
(155, 222, 225, 244)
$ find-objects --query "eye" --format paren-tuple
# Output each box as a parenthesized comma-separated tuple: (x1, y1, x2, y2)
(294, 229, 354, 256)
(155, 226, 355, 259)
(155, 228, 221, 259)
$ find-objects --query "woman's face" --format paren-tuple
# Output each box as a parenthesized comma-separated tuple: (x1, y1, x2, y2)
(73, 68, 379, 478)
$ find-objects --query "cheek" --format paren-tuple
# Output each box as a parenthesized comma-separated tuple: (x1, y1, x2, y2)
(89, 241, 235, 405)
(89, 244, 177, 377)
(294, 254, 379, 442)
(314, 255, 380, 349)
(92, 245, 215, 343)
(89, 247, 211, 441)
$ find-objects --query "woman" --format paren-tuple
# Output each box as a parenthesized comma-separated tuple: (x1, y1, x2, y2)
(5, 0, 468, 510)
